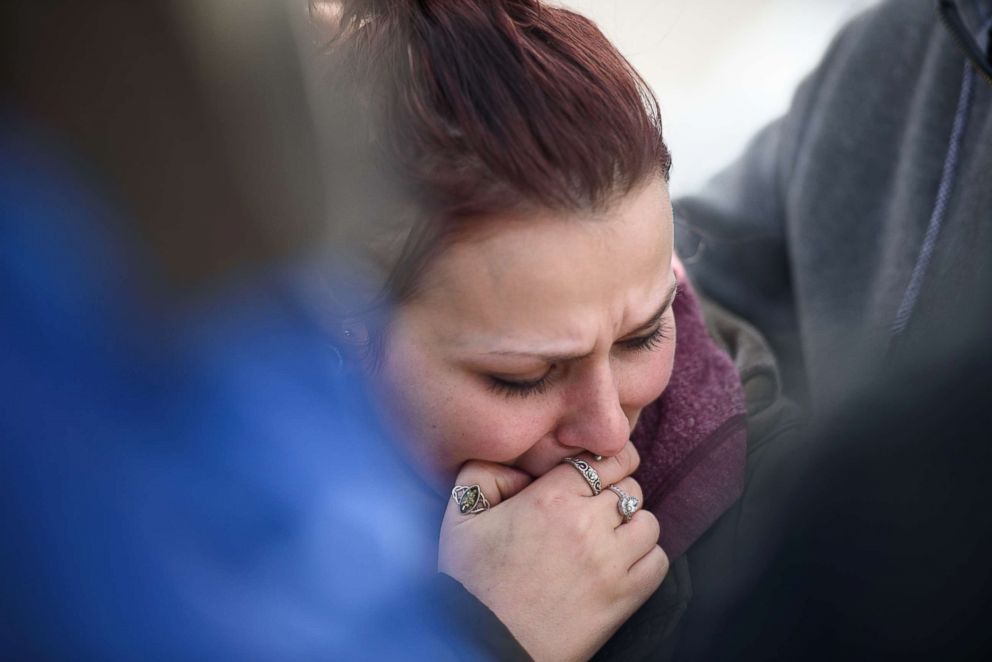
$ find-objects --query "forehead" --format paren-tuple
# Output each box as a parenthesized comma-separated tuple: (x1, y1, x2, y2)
(405, 178, 674, 345)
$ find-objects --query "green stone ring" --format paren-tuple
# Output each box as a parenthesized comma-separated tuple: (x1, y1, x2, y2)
(451, 484, 490, 515)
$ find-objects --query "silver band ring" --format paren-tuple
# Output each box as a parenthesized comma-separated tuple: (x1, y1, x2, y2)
(608, 484, 639, 523)
(562, 457, 602, 496)
(451, 484, 490, 515)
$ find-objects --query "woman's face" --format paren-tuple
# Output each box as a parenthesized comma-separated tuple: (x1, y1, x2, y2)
(374, 177, 676, 490)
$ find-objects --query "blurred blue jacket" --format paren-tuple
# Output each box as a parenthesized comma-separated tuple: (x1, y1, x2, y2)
(0, 123, 457, 659)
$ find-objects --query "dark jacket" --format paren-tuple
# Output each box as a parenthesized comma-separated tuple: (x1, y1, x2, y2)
(596, 297, 804, 661)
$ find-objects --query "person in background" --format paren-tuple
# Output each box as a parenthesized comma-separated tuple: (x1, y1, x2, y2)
(674, 0, 992, 410)
(672, 0, 992, 656)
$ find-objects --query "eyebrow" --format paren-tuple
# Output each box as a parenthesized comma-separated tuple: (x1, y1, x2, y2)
(483, 278, 679, 362)
(622, 280, 679, 338)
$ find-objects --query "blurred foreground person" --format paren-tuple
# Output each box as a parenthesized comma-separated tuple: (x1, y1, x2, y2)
(1, 2, 510, 658)
(694, 315, 992, 660)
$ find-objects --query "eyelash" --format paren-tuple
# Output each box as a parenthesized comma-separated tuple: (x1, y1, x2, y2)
(488, 373, 554, 398)
(487, 317, 674, 398)
(619, 318, 673, 352)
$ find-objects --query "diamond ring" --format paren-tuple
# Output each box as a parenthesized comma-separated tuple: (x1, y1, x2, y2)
(607, 484, 639, 523)
(451, 484, 490, 515)
(561, 457, 602, 496)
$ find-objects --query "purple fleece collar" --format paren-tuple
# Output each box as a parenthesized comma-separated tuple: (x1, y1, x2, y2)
(632, 269, 747, 560)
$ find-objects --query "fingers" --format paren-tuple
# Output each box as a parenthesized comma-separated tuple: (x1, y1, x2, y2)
(615, 508, 662, 566)
(592, 441, 641, 485)
(627, 544, 669, 597)
(445, 460, 533, 521)
(553, 441, 641, 496)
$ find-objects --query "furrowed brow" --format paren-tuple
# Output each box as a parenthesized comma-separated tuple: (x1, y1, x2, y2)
(478, 276, 678, 362)
(624, 279, 678, 337)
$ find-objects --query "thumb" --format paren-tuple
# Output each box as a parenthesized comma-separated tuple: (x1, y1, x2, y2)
(445, 460, 532, 519)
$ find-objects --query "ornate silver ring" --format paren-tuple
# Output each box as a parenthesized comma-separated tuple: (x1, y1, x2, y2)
(608, 484, 639, 523)
(562, 457, 602, 496)
(451, 484, 490, 515)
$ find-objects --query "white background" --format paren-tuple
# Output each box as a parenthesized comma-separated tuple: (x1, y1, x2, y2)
(559, 0, 880, 197)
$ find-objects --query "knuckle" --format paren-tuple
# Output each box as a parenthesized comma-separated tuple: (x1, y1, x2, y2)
(636, 547, 668, 592)
(611, 441, 640, 478)
(635, 507, 657, 527)
(644, 512, 662, 542)
(622, 476, 643, 500)
(608, 453, 628, 479)
(654, 547, 671, 582)
(627, 441, 641, 473)
(631, 509, 661, 543)
(644, 506, 660, 526)
(454, 459, 496, 483)
(458, 458, 490, 473)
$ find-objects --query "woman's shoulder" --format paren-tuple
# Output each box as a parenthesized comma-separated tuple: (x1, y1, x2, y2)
(674, 294, 808, 659)
(697, 294, 806, 452)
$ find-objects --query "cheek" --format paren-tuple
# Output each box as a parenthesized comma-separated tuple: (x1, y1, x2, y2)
(378, 335, 554, 485)
(619, 339, 677, 416)
(439, 396, 556, 468)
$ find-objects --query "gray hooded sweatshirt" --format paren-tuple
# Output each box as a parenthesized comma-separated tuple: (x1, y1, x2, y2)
(675, 0, 992, 410)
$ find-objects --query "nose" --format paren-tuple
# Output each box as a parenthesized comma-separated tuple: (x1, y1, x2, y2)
(555, 361, 630, 458)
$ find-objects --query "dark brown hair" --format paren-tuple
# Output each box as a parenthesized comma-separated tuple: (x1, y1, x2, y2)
(316, 0, 671, 358)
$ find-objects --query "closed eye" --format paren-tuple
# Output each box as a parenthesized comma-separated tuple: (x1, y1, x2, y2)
(616, 281, 678, 352)
(488, 369, 555, 398)
(618, 319, 672, 352)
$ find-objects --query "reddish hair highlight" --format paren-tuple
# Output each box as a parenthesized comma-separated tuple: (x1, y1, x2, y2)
(315, 0, 671, 356)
